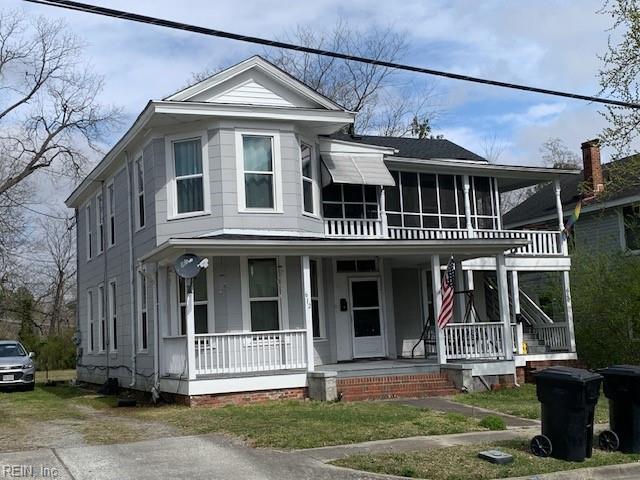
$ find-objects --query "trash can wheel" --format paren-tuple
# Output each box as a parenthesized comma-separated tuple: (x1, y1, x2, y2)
(598, 430, 620, 452)
(530, 435, 553, 457)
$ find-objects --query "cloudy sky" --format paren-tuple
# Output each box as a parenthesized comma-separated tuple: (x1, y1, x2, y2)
(7, 0, 620, 220)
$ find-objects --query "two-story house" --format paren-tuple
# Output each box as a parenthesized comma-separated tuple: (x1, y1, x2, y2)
(66, 56, 581, 404)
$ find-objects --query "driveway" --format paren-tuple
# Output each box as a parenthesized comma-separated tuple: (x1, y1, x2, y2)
(0, 434, 387, 480)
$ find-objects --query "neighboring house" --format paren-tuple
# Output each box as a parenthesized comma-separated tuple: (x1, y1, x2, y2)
(65, 56, 581, 403)
(504, 140, 640, 254)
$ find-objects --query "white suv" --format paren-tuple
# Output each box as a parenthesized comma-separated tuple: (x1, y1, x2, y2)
(0, 341, 35, 391)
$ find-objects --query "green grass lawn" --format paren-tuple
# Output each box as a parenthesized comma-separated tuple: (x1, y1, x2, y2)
(332, 439, 640, 480)
(454, 384, 610, 424)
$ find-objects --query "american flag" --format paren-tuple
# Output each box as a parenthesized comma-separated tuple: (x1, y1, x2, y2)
(437, 256, 456, 329)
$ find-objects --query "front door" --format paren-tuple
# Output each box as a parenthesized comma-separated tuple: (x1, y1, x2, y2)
(350, 277, 385, 358)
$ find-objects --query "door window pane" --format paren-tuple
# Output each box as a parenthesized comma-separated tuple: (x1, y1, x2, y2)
(353, 309, 381, 337)
(352, 280, 379, 308)
(249, 259, 278, 298)
(243, 136, 272, 171)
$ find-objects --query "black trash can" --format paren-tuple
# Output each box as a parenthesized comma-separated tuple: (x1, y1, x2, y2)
(598, 365, 640, 453)
(533, 366, 603, 462)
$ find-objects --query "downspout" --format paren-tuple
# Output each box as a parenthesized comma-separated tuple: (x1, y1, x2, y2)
(125, 153, 137, 388)
(153, 265, 160, 398)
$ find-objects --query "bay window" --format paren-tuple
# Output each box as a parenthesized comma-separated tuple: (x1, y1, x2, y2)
(243, 135, 274, 209)
(170, 135, 208, 216)
(301, 142, 314, 214)
(322, 184, 378, 219)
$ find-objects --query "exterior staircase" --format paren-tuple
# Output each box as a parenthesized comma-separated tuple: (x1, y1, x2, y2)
(336, 372, 458, 401)
(521, 327, 548, 354)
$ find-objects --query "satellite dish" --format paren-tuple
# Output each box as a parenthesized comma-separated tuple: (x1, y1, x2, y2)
(174, 253, 202, 279)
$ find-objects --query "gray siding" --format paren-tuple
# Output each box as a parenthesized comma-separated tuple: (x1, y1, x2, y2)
(392, 268, 423, 357)
(574, 209, 622, 253)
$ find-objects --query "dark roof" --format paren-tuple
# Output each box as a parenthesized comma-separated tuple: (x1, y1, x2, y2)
(327, 133, 487, 162)
(503, 155, 640, 227)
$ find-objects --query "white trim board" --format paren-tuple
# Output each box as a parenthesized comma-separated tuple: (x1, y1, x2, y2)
(159, 372, 307, 396)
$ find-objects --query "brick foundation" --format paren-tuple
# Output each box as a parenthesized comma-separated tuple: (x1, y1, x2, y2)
(336, 373, 457, 401)
(171, 387, 308, 407)
(523, 359, 585, 383)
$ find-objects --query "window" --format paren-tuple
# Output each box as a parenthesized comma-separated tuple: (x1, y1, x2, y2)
(322, 184, 379, 219)
(310, 259, 325, 339)
(98, 285, 106, 352)
(301, 142, 315, 214)
(385, 171, 499, 230)
(243, 135, 275, 209)
(336, 259, 378, 273)
(248, 258, 280, 331)
(108, 281, 117, 352)
(138, 272, 148, 351)
(623, 204, 640, 251)
(96, 192, 104, 254)
(87, 290, 95, 352)
(107, 181, 115, 246)
(135, 156, 145, 229)
(85, 204, 93, 260)
(178, 269, 209, 335)
(173, 138, 205, 215)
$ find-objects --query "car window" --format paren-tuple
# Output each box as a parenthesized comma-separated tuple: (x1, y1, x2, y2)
(0, 343, 26, 357)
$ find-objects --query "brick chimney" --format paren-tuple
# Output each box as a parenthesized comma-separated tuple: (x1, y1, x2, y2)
(581, 139, 604, 193)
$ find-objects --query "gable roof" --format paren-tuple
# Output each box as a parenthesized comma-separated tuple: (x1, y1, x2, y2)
(503, 155, 640, 227)
(165, 55, 348, 111)
(327, 133, 487, 162)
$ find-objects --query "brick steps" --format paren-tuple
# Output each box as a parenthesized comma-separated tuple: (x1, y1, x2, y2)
(337, 373, 458, 401)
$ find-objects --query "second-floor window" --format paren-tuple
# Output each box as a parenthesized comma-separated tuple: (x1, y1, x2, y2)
(322, 184, 379, 219)
(243, 135, 275, 210)
(107, 181, 115, 247)
(135, 156, 145, 229)
(301, 142, 314, 214)
(86, 204, 93, 260)
(96, 192, 104, 254)
(173, 138, 205, 215)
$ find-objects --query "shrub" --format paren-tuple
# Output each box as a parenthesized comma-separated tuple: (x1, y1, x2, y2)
(479, 415, 506, 431)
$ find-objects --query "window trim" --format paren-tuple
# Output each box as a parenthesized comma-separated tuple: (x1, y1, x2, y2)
(309, 258, 326, 341)
(165, 131, 211, 220)
(299, 139, 319, 217)
(235, 129, 283, 214)
(108, 279, 118, 353)
(240, 256, 289, 331)
(86, 289, 95, 353)
(98, 283, 106, 353)
(85, 203, 93, 261)
(106, 179, 116, 248)
(621, 204, 640, 254)
(134, 153, 146, 231)
(137, 271, 148, 352)
(96, 191, 104, 255)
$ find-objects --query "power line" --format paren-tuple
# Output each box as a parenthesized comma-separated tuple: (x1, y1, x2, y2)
(22, 0, 640, 110)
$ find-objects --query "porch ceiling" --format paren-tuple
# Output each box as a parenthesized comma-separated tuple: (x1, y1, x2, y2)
(140, 235, 529, 265)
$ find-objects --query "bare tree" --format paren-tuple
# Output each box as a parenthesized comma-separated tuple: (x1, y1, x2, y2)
(540, 138, 580, 169)
(480, 133, 507, 164)
(263, 20, 437, 135)
(0, 12, 120, 198)
(599, 0, 640, 153)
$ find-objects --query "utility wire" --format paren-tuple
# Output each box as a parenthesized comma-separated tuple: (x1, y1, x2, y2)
(22, 0, 640, 110)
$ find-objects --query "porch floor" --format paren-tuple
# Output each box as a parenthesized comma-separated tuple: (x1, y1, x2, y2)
(316, 358, 439, 378)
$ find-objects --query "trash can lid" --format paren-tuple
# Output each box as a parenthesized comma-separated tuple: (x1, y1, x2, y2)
(598, 365, 640, 377)
(535, 366, 602, 384)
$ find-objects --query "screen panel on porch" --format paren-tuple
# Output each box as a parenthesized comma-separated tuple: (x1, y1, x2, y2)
(322, 183, 379, 219)
(248, 258, 279, 331)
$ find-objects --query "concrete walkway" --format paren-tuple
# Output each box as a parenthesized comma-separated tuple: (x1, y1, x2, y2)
(388, 397, 540, 428)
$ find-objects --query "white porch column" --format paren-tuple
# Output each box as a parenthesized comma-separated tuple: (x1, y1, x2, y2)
(493, 178, 503, 230)
(554, 179, 568, 255)
(430, 255, 447, 364)
(454, 260, 465, 323)
(185, 280, 196, 380)
(301, 255, 315, 372)
(495, 254, 514, 360)
(561, 270, 577, 352)
(379, 187, 388, 238)
(509, 271, 524, 355)
(463, 175, 474, 237)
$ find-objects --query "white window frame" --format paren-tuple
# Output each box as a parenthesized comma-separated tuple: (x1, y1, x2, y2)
(96, 191, 104, 255)
(108, 279, 117, 353)
(106, 180, 116, 248)
(137, 271, 148, 352)
(240, 256, 288, 331)
(165, 131, 210, 220)
(134, 154, 146, 230)
(171, 260, 215, 336)
(300, 140, 319, 217)
(309, 258, 326, 340)
(85, 203, 93, 261)
(86, 289, 95, 353)
(98, 283, 106, 353)
(235, 129, 283, 213)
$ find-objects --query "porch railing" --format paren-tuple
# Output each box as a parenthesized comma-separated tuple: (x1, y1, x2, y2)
(534, 324, 570, 351)
(193, 329, 308, 376)
(443, 322, 507, 360)
(387, 227, 471, 240)
(324, 219, 383, 238)
(162, 336, 188, 377)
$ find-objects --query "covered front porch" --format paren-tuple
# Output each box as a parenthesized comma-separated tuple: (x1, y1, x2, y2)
(143, 236, 577, 397)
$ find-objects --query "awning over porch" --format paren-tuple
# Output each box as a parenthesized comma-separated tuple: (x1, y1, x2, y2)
(321, 153, 395, 186)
